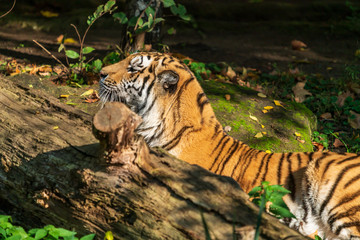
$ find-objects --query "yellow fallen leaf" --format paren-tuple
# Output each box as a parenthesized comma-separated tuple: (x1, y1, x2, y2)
(326, 67, 333, 71)
(64, 38, 78, 44)
(29, 84, 33, 88)
(60, 95, 70, 98)
(104, 231, 114, 240)
(264, 106, 273, 110)
(40, 10, 59, 18)
(265, 150, 271, 153)
(261, 124, 265, 128)
(80, 89, 94, 96)
(262, 110, 268, 114)
(249, 114, 259, 122)
(257, 92, 267, 98)
(53, 126, 59, 130)
(262, 132, 267, 135)
(294, 132, 301, 137)
(355, 49, 360, 58)
(274, 100, 284, 108)
(254, 132, 263, 138)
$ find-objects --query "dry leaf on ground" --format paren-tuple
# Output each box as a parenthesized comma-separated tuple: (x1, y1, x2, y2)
(336, 91, 354, 107)
(292, 81, 312, 103)
(333, 138, 345, 148)
(348, 110, 360, 129)
(225, 94, 231, 101)
(320, 112, 332, 120)
(254, 132, 263, 138)
(291, 40, 307, 51)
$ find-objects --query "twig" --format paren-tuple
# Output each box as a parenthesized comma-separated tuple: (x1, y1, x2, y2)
(32, 40, 69, 72)
(134, 0, 154, 31)
(0, 0, 16, 19)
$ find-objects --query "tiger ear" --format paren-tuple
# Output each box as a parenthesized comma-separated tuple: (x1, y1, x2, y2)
(158, 70, 179, 90)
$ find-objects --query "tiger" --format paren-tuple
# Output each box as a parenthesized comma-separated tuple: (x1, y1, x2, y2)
(99, 52, 360, 240)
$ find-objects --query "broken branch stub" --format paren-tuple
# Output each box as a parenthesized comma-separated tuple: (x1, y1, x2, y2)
(93, 102, 144, 164)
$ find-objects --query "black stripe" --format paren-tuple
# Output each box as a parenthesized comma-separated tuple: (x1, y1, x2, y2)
(147, 55, 151, 60)
(162, 126, 192, 150)
(238, 148, 258, 182)
(329, 189, 360, 221)
(212, 123, 221, 139)
(322, 159, 336, 179)
(146, 79, 155, 97)
(211, 134, 227, 155)
(286, 153, 296, 201)
(229, 143, 246, 178)
(209, 138, 231, 171)
(161, 57, 168, 66)
(250, 152, 272, 187)
(139, 75, 150, 95)
(297, 153, 302, 168)
(174, 64, 186, 70)
(217, 140, 240, 174)
(329, 205, 360, 230)
(335, 221, 360, 235)
(307, 152, 315, 163)
(337, 155, 360, 165)
(277, 154, 285, 185)
(260, 153, 274, 182)
(319, 162, 360, 216)
(345, 173, 360, 188)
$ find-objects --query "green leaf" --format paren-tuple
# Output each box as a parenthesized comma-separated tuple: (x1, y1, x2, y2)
(95, 5, 104, 17)
(113, 12, 128, 24)
(92, 59, 103, 72)
(58, 43, 65, 53)
(80, 233, 96, 240)
(176, 4, 187, 15)
(65, 50, 80, 59)
(167, 27, 175, 35)
(6, 235, 21, 240)
(104, 0, 116, 12)
(179, 14, 191, 21)
(154, 17, 164, 24)
(0, 215, 12, 224)
(34, 229, 48, 239)
(145, 6, 155, 18)
(57, 228, 76, 237)
(128, 16, 138, 27)
(162, 0, 176, 8)
(248, 186, 262, 197)
(82, 47, 95, 54)
(269, 203, 296, 218)
(0, 227, 7, 237)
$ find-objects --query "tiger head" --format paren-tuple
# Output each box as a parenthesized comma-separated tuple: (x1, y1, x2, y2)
(99, 52, 190, 113)
(99, 52, 217, 149)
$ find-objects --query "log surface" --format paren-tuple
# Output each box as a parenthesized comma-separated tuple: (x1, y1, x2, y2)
(0, 75, 307, 240)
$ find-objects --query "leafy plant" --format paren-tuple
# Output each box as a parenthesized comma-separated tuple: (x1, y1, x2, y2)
(34, 0, 116, 86)
(248, 181, 295, 240)
(112, 0, 194, 51)
(0, 215, 95, 240)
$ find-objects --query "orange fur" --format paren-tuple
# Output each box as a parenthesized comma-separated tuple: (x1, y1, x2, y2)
(100, 52, 360, 240)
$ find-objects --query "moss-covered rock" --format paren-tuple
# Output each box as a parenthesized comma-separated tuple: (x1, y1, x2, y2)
(201, 79, 316, 153)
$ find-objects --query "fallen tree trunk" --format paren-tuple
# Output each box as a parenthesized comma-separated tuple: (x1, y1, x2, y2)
(0, 75, 307, 239)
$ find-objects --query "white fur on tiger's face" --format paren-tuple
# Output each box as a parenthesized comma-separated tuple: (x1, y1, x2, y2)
(99, 52, 360, 240)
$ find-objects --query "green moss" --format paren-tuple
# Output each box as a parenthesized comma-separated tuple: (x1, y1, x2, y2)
(201, 79, 316, 153)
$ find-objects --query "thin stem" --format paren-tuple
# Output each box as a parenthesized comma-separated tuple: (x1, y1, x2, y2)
(32, 40, 69, 72)
(254, 189, 266, 240)
(0, 0, 16, 19)
(70, 24, 83, 71)
(134, 0, 154, 31)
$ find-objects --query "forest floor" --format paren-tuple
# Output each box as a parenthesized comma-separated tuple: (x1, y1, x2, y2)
(1, 0, 360, 152)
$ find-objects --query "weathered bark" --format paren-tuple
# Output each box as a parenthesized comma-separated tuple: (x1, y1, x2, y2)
(0, 75, 307, 239)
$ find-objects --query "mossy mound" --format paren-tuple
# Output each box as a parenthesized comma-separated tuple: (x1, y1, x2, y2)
(201, 79, 316, 153)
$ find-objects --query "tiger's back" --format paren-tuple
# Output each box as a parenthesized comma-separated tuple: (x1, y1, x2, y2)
(99, 52, 360, 239)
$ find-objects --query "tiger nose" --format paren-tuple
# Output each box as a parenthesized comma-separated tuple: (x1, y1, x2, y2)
(99, 70, 108, 80)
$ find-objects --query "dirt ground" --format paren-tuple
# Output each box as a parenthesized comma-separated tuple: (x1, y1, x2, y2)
(0, 0, 359, 79)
